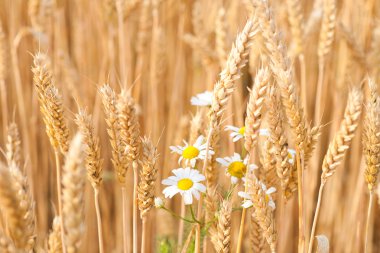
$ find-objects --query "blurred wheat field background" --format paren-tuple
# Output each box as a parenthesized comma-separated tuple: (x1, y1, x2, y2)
(0, 0, 379, 252)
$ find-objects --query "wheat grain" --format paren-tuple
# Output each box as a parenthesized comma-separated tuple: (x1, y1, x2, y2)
(48, 217, 63, 253)
(216, 200, 232, 253)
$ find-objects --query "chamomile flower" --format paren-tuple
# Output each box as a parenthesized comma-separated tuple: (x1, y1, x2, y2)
(170, 135, 214, 167)
(190, 91, 213, 106)
(162, 168, 206, 205)
(225, 125, 246, 142)
(238, 182, 276, 210)
(288, 149, 296, 164)
(225, 126, 271, 142)
(216, 153, 257, 184)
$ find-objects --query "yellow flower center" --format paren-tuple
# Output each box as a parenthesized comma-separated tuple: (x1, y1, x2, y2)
(182, 146, 200, 159)
(287, 152, 293, 159)
(177, 178, 194, 190)
(238, 127, 245, 135)
(265, 194, 270, 203)
(227, 161, 246, 178)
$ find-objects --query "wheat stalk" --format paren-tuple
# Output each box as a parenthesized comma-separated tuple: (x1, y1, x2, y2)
(308, 87, 363, 253)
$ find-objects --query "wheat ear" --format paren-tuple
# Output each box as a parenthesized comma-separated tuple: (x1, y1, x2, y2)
(6, 123, 21, 168)
(244, 67, 270, 152)
(0, 21, 8, 137)
(215, 200, 232, 253)
(74, 108, 104, 253)
(363, 79, 380, 253)
(215, 6, 228, 66)
(138, 137, 158, 253)
(47, 216, 63, 253)
(0, 162, 33, 250)
(0, 231, 17, 253)
(62, 134, 85, 253)
(117, 89, 141, 253)
(198, 17, 259, 253)
(248, 176, 277, 252)
(308, 87, 363, 253)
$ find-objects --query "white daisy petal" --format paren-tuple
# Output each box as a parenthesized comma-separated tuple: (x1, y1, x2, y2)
(191, 91, 213, 106)
(231, 176, 238, 184)
(193, 183, 206, 193)
(162, 178, 177, 185)
(242, 200, 254, 208)
(266, 187, 277, 195)
(225, 125, 240, 132)
(259, 128, 270, 137)
(238, 191, 251, 199)
(183, 191, 193, 205)
(192, 189, 200, 200)
(268, 200, 276, 210)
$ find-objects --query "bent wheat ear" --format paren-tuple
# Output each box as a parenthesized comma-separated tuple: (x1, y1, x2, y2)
(209, 17, 259, 128)
(62, 134, 86, 253)
(321, 87, 363, 182)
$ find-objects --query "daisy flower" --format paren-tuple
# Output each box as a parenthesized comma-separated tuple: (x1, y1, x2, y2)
(238, 182, 276, 210)
(225, 126, 271, 142)
(170, 135, 214, 167)
(162, 168, 206, 205)
(190, 91, 213, 106)
(288, 148, 296, 164)
(216, 153, 257, 184)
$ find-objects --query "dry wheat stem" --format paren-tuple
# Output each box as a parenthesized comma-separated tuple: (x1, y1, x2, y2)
(121, 187, 128, 253)
(94, 188, 104, 253)
(364, 192, 374, 253)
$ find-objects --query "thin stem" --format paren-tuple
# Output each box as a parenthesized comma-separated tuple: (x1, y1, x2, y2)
(133, 162, 139, 253)
(314, 61, 325, 124)
(54, 151, 66, 253)
(94, 188, 104, 253)
(121, 186, 128, 253)
(177, 200, 185, 251)
(299, 54, 307, 113)
(181, 226, 196, 253)
(296, 149, 305, 253)
(307, 182, 325, 253)
(0, 80, 7, 139)
(141, 217, 148, 253)
(161, 207, 197, 224)
(236, 153, 251, 253)
(364, 192, 374, 253)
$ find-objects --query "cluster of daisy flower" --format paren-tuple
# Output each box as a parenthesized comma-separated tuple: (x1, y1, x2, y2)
(158, 90, 297, 214)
